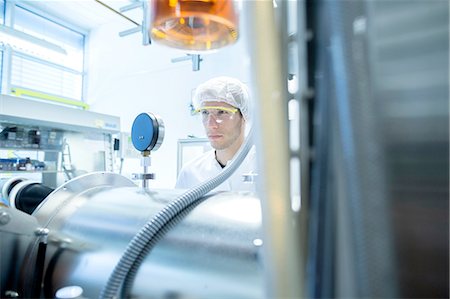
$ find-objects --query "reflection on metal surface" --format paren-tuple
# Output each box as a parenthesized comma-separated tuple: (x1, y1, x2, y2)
(150, 0, 239, 51)
(55, 285, 83, 299)
(371, 1, 449, 297)
(7, 172, 264, 298)
(308, 0, 449, 297)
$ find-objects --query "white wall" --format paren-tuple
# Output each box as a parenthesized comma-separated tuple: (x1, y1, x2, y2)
(85, 19, 251, 188)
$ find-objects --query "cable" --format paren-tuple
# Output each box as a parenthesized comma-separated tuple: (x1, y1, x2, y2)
(94, 0, 140, 27)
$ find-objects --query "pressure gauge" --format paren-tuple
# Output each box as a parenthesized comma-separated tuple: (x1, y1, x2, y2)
(131, 113, 165, 152)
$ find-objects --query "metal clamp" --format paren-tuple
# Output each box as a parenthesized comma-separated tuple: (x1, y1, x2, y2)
(131, 173, 155, 181)
(242, 172, 258, 183)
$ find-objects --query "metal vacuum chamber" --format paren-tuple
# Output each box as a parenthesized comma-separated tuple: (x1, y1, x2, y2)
(3, 172, 264, 299)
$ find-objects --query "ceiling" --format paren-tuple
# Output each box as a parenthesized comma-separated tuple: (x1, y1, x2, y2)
(24, 0, 143, 31)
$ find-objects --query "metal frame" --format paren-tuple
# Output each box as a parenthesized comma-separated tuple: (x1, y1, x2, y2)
(176, 138, 210, 175)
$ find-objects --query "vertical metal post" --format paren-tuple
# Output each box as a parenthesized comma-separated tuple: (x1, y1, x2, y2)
(296, 0, 312, 295)
(141, 1, 151, 45)
(140, 151, 152, 189)
(245, 1, 304, 298)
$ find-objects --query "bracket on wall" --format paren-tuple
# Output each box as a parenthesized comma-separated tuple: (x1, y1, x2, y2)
(95, 0, 151, 45)
(97, 0, 204, 71)
(171, 54, 203, 71)
(119, 0, 151, 45)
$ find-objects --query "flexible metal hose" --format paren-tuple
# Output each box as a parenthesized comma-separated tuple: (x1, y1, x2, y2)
(99, 127, 255, 299)
(119, 195, 206, 299)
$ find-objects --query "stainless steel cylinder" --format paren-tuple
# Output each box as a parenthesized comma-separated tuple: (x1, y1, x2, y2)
(22, 172, 264, 299)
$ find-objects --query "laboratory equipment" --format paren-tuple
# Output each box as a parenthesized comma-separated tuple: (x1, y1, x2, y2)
(0, 95, 120, 188)
(130, 112, 165, 188)
(0, 176, 53, 214)
(0, 111, 262, 299)
(150, 0, 239, 51)
(0, 172, 264, 299)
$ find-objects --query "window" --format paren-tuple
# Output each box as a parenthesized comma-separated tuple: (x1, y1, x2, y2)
(0, 1, 86, 108)
(0, 0, 4, 91)
(0, 0, 4, 24)
(13, 6, 84, 70)
(11, 52, 83, 100)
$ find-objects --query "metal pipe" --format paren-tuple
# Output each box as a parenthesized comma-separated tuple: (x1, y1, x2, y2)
(20, 172, 264, 299)
(296, 0, 312, 295)
(120, 2, 142, 13)
(119, 26, 141, 37)
(245, 1, 303, 298)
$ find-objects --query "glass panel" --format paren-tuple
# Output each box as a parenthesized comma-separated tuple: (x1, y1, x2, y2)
(0, 48, 3, 91)
(13, 5, 84, 71)
(0, 0, 4, 25)
(0, 0, 4, 91)
(11, 53, 82, 100)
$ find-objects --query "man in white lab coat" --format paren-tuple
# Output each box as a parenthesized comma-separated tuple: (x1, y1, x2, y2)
(175, 76, 257, 192)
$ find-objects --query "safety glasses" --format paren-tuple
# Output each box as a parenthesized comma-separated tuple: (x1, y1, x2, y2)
(195, 106, 239, 124)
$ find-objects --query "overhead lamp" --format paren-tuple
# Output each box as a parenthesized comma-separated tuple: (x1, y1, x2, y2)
(150, 0, 239, 51)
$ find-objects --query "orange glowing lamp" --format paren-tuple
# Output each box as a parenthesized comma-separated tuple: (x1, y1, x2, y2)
(150, 0, 239, 51)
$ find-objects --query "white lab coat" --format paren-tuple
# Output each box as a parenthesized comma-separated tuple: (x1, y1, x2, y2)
(175, 146, 258, 193)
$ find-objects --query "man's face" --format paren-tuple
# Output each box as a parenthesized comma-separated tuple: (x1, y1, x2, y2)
(199, 101, 245, 150)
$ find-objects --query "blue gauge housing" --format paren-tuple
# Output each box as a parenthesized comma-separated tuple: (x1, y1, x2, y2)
(131, 113, 164, 152)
